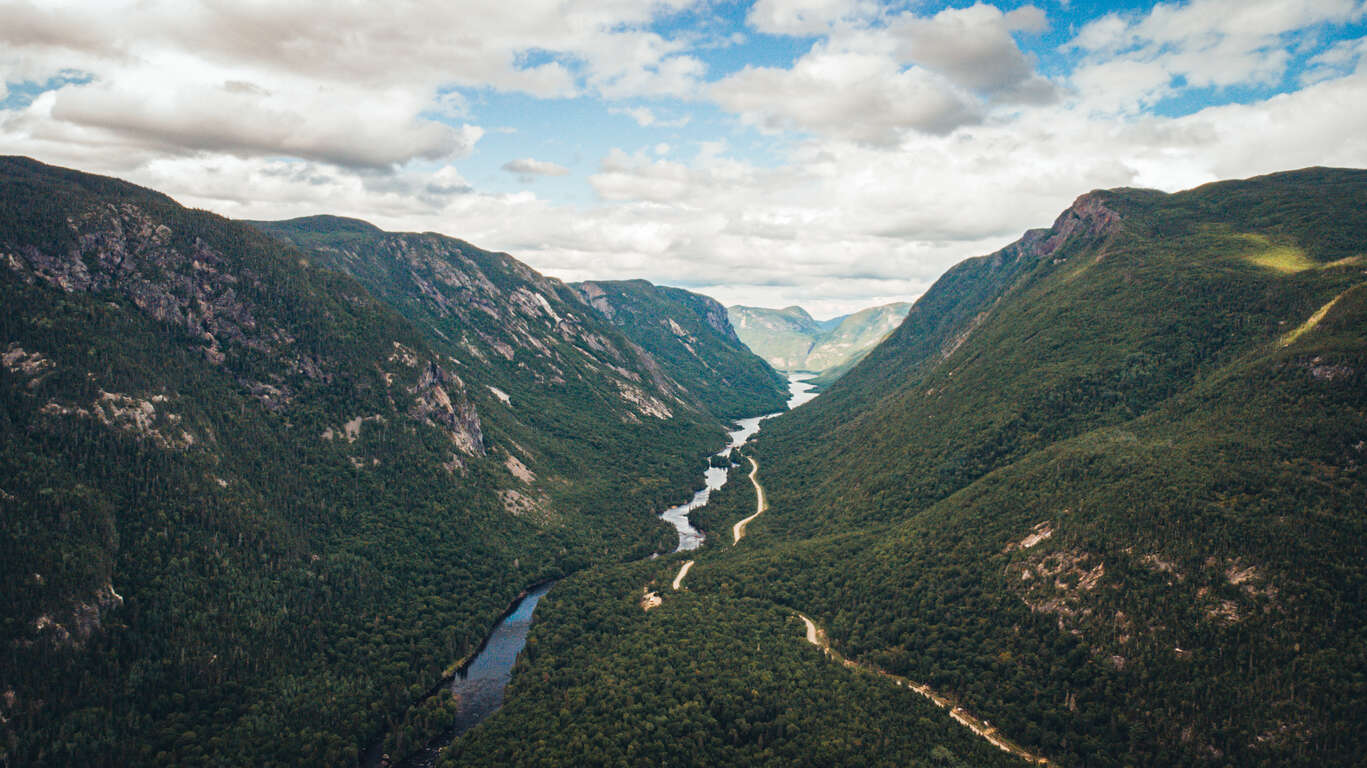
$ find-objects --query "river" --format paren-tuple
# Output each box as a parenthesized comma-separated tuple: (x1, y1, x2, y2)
(659, 374, 817, 551)
(365, 374, 816, 766)
(374, 582, 554, 768)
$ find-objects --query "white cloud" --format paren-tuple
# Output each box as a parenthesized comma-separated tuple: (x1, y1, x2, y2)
(611, 106, 693, 128)
(615, 106, 661, 126)
(1067, 0, 1366, 113)
(712, 3, 1057, 145)
(502, 157, 572, 177)
(0, 0, 707, 169)
(6, 0, 1367, 315)
(60, 58, 1367, 317)
(14, 71, 482, 169)
(746, 0, 879, 36)
(890, 3, 1057, 100)
(711, 44, 981, 143)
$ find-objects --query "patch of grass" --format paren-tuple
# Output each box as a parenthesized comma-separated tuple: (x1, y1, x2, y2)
(1232, 232, 1318, 273)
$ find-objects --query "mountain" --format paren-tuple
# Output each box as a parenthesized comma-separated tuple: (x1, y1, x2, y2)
(0, 157, 736, 766)
(444, 168, 1367, 768)
(573, 279, 788, 418)
(249, 216, 732, 518)
(728, 301, 911, 385)
(726, 305, 825, 370)
(729, 168, 1367, 766)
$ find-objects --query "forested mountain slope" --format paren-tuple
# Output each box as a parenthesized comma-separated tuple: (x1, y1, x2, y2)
(726, 167, 1367, 766)
(251, 217, 726, 520)
(447, 168, 1367, 768)
(726, 305, 826, 369)
(573, 279, 788, 418)
(0, 157, 729, 766)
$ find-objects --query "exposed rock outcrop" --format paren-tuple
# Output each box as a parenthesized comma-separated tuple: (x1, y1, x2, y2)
(410, 361, 485, 455)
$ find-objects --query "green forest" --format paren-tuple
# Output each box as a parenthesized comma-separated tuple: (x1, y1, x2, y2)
(4, 159, 1366, 768)
(441, 557, 1021, 768)
(441, 168, 1367, 768)
(0, 157, 766, 766)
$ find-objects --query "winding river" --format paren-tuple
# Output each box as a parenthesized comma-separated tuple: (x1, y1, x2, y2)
(659, 374, 817, 551)
(366, 374, 816, 766)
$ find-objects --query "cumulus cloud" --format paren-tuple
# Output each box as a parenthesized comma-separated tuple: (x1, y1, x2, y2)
(890, 3, 1057, 101)
(611, 105, 692, 127)
(711, 45, 981, 143)
(71, 57, 1367, 317)
(554, 67, 1367, 312)
(1067, 0, 1365, 112)
(746, 0, 880, 36)
(6, 0, 1367, 315)
(15, 74, 482, 169)
(712, 3, 1056, 145)
(0, 0, 705, 169)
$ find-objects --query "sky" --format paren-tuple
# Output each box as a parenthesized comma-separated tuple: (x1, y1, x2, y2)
(3, 1, 1367, 317)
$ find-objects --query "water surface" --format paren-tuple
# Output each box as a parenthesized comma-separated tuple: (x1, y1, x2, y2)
(370, 375, 819, 765)
(366, 583, 553, 768)
(658, 374, 816, 551)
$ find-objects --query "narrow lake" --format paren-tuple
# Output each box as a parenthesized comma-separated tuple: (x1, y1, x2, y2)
(383, 582, 554, 768)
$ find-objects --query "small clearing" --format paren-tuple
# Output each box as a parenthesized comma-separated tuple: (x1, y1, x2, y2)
(641, 589, 662, 611)
(1279, 288, 1351, 347)
(1240, 236, 1315, 273)
(487, 385, 512, 406)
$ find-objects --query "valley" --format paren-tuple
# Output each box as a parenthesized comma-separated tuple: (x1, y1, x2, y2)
(434, 167, 1367, 768)
(8, 4, 1367, 767)
(2, 158, 1364, 768)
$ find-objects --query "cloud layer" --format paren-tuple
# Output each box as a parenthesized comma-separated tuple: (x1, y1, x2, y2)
(4, 1, 1367, 315)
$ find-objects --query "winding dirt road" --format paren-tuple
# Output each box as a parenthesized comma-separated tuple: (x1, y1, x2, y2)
(731, 457, 768, 544)
(690, 447, 1055, 766)
(795, 612, 1055, 766)
(672, 560, 694, 590)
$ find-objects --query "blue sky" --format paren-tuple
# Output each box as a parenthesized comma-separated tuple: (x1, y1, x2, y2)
(4, 0, 1367, 315)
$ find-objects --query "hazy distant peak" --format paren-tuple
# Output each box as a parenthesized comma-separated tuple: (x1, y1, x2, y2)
(727, 302, 913, 384)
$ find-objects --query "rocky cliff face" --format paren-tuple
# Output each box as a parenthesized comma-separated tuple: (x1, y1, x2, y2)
(7, 202, 271, 367)
(570, 279, 788, 419)
(3, 200, 485, 450)
(411, 361, 485, 457)
(249, 219, 723, 503)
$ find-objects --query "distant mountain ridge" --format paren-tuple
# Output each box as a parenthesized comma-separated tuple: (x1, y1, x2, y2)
(727, 301, 911, 385)
(572, 279, 788, 418)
